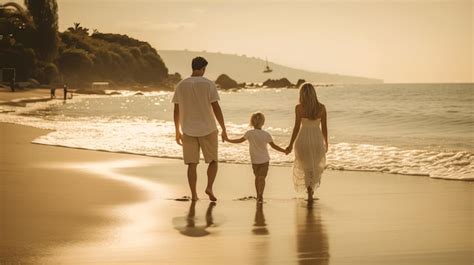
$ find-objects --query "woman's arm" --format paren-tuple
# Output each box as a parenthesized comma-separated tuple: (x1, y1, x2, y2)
(226, 137, 246, 144)
(321, 105, 328, 152)
(286, 105, 302, 153)
(269, 142, 286, 153)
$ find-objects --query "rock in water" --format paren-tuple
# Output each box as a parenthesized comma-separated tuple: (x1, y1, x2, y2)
(215, 74, 239, 89)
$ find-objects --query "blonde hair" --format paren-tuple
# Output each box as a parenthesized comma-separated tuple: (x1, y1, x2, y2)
(250, 112, 265, 129)
(299, 82, 321, 119)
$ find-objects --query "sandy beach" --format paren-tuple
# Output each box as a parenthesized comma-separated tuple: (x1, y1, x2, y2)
(0, 89, 473, 265)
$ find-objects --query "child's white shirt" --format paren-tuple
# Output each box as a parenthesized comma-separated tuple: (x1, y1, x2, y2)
(244, 129, 273, 164)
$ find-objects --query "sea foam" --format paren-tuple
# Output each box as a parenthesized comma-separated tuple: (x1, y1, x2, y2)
(1, 87, 472, 181)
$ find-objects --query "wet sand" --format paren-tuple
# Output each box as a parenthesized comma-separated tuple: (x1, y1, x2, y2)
(0, 88, 52, 102)
(0, 89, 472, 264)
(1, 122, 472, 265)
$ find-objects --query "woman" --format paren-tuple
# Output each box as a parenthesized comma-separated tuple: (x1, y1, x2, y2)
(286, 83, 328, 201)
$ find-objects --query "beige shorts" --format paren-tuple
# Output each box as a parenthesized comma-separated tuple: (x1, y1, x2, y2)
(182, 130, 218, 164)
(252, 162, 269, 177)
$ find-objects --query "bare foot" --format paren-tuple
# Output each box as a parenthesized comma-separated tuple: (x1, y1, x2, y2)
(175, 196, 192, 201)
(205, 189, 217, 201)
(191, 195, 199, 201)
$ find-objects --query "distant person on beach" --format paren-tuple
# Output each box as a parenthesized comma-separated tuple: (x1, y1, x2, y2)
(10, 79, 15, 92)
(286, 83, 328, 202)
(50, 87, 56, 99)
(172, 56, 227, 201)
(225, 112, 286, 202)
(63, 83, 68, 100)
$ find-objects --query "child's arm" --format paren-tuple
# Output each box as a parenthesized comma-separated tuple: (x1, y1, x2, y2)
(226, 136, 246, 144)
(269, 142, 286, 153)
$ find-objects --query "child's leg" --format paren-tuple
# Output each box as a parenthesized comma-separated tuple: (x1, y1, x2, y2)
(255, 175, 266, 201)
(252, 162, 269, 201)
(307, 186, 314, 202)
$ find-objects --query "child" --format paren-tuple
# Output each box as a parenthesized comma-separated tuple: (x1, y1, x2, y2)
(225, 112, 286, 202)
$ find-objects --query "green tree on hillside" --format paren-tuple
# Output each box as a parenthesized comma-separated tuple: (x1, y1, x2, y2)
(24, 0, 59, 61)
(57, 48, 93, 85)
(67, 22, 89, 36)
(1, 2, 174, 87)
(0, 2, 38, 80)
(0, 2, 35, 47)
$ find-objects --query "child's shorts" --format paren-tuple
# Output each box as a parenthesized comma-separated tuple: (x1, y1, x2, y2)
(252, 162, 269, 177)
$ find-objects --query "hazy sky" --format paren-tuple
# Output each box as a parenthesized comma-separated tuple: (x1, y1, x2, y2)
(25, 0, 474, 82)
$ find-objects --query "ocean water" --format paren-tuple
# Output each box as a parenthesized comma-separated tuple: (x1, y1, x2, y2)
(1, 83, 472, 180)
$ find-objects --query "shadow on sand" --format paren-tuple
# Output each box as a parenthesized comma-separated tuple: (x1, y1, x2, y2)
(173, 201, 217, 237)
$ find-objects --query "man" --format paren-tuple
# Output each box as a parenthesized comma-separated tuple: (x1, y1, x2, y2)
(10, 78, 15, 92)
(63, 83, 68, 100)
(172, 57, 227, 201)
(50, 86, 56, 99)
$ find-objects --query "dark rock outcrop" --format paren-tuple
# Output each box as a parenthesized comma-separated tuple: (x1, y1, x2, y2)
(262, 78, 294, 88)
(215, 74, 239, 89)
(295, 79, 306, 88)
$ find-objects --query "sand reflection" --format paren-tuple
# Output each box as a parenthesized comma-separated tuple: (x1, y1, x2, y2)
(252, 202, 269, 235)
(251, 202, 270, 265)
(173, 201, 217, 237)
(296, 201, 330, 265)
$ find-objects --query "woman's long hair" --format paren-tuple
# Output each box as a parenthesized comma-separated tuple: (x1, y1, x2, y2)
(299, 83, 321, 119)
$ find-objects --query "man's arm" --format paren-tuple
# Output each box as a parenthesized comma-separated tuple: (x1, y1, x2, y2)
(173, 103, 182, 145)
(211, 101, 227, 142)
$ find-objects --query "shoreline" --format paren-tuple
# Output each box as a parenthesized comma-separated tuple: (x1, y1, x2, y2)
(30, 138, 473, 182)
(30, 142, 473, 182)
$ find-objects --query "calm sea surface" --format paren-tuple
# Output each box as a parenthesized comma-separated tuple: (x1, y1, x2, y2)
(1, 83, 472, 180)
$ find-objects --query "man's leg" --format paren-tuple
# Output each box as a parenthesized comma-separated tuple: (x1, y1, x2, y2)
(187, 163, 198, 201)
(205, 161, 217, 201)
(182, 133, 200, 201)
(201, 131, 218, 201)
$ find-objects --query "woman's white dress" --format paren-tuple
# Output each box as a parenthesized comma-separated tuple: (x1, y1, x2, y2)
(293, 118, 326, 192)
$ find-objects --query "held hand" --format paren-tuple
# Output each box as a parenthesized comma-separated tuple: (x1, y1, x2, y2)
(175, 132, 183, 146)
(285, 146, 293, 155)
(221, 130, 228, 143)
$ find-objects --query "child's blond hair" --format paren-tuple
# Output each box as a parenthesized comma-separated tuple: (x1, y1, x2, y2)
(250, 112, 265, 129)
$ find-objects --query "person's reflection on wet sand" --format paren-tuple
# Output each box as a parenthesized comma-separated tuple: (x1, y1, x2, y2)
(252, 202, 269, 235)
(295, 201, 329, 265)
(173, 201, 216, 237)
(252, 202, 270, 265)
